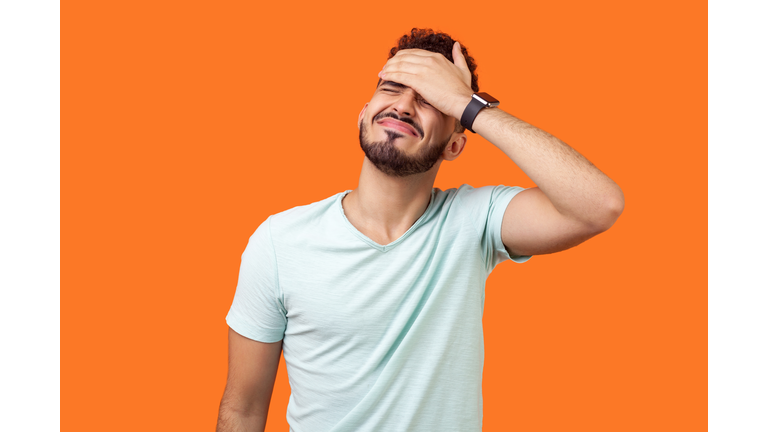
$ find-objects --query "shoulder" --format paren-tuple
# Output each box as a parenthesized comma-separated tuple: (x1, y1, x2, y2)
(434, 184, 525, 212)
(431, 184, 482, 206)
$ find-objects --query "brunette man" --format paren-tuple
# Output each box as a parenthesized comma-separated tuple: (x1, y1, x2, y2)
(217, 28, 624, 432)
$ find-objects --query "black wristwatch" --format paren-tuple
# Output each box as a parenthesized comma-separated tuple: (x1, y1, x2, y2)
(460, 92, 500, 133)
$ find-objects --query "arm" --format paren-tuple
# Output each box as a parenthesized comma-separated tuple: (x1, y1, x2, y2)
(216, 327, 283, 432)
(379, 43, 624, 256)
(472, 108, 624, 256)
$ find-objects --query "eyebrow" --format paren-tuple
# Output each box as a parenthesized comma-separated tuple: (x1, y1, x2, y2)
(376, 80, 409, 90)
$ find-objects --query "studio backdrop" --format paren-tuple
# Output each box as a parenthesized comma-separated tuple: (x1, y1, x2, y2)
(63, 0, 706, 430)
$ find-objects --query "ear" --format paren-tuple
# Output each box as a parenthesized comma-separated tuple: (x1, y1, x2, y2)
(357, 103, 369, 128)
(442, 132, 467, 161)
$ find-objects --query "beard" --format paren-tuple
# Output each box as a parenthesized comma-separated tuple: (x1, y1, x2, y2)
(359, 113, 452, 178)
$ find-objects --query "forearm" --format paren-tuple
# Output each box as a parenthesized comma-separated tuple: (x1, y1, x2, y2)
(471, 106, 624, 229)
(216, 400, 268, 432)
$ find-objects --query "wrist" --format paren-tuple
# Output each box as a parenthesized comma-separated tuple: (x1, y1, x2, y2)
(451, 92, 474, 120)
(459, 92, 501, 133)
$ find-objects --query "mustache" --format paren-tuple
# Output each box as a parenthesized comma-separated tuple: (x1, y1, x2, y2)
(373, 112, 424, 138)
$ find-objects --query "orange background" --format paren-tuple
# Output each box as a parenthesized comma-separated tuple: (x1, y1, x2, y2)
(63, 0, 706, 430)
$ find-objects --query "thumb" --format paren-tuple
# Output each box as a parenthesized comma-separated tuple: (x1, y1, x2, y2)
(452, 41, 468, 71)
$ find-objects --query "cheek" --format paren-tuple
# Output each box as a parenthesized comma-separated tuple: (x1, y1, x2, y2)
(429, 116, 453, 137)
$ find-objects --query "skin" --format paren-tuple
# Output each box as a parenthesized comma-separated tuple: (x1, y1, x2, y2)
(216, 329, 282, 432)
(217, 41, 625, 432)
(348, 41, 625, 254)
(344, 77, 466, 245)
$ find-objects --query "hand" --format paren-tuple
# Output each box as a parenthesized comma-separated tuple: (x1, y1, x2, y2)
(378, 42, 474, 120)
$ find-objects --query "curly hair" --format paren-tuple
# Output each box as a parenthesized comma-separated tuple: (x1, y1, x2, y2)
(387, 28, 479, 93)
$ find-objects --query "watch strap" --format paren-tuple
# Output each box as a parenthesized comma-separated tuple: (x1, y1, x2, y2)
(460, 95, 487, 133)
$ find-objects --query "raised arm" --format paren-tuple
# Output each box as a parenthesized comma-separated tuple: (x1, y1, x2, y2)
(471, 106, 624, 256)
(378, 42, 624, 256)
(216, 328, 283, 432)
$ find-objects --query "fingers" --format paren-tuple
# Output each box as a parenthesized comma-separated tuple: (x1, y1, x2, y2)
(392, 48, 436, 58)
(380, 57, 432, 82)
(382, 54, 448, 80)
(386, 53, 439, 68)
(390, 50, 447, 68)
(392, 44, 469, 73)
(382, 58, 426, 73)
(379, 45, 472, 102)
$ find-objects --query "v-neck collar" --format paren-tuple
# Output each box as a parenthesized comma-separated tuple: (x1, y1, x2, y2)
(336, 189, 436, 252)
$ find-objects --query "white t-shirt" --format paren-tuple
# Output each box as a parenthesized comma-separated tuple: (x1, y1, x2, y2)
(226, 184, 530, 432)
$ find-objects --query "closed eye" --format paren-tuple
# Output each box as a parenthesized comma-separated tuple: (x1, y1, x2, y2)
(378, 84, 433, 108)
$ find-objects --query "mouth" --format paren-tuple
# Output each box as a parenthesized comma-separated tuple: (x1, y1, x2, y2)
(377, 118, 420, 138)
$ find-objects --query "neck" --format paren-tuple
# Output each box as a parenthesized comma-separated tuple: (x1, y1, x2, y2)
(342, 157, 440, 245)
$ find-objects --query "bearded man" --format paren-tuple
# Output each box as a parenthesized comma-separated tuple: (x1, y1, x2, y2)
(217, 28, 624, 432)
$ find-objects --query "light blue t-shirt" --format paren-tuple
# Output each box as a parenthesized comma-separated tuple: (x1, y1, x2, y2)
(226, 184, 530, 432)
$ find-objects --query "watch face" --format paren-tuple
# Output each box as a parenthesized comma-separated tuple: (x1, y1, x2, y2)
(475, 92, 500, 107)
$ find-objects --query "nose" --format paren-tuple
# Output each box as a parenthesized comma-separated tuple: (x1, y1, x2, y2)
(391, 90, 417, 117)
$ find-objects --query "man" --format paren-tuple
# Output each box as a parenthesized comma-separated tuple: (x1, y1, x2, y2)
(217, 28, 624, 432)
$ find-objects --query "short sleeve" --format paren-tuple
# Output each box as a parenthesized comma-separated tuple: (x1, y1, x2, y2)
(226, 216, 287, 343)
(456, 184, 532, 272)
